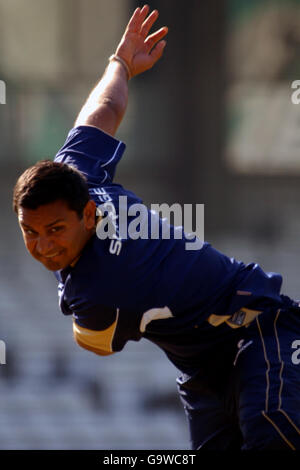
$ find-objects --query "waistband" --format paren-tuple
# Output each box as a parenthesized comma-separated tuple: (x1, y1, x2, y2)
(207, 294, 300, 330)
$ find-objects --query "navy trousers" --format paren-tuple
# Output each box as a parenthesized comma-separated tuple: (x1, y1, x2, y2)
(177, 304, 300, 450)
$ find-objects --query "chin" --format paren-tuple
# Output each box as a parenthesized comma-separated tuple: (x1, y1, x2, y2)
(41, 257, 70, 272)
(43, 262, 64, 271)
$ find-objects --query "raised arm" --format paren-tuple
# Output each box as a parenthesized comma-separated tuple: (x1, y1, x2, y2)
(74, 5, 168, 136)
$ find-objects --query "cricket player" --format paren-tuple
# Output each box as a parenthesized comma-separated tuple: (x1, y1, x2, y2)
(13, 5, 300, 450)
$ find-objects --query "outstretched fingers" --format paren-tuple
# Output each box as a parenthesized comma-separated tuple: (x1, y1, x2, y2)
(140, 9, 159, 38)
(145, 26, 168, 52)
(119, 5, 168, 77)
(127, 5, 150, 33)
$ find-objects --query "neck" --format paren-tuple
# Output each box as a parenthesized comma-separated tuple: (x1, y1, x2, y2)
(70, 228, 95, 267)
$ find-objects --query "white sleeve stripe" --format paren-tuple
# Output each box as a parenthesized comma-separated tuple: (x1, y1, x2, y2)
(101, 141, 123, 168)
(100, 170, 108, 184)
(140, 306, 173, 333)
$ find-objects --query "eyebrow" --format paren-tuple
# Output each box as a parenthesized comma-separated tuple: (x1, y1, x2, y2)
(45, 218, 65, 228)
(21, 218, 65, 229)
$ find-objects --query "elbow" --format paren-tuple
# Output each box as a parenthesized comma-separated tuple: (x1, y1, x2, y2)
(74, 334, 114, 357)
(102, 95, 127, 121)
(75, 98, 126, 135)
(72, 320, 116, 356)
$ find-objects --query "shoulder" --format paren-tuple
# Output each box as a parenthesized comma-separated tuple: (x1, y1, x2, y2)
(54, 125, 126, 185)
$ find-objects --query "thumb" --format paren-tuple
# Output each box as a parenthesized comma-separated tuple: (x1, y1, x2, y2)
(149, 40, 167, 65)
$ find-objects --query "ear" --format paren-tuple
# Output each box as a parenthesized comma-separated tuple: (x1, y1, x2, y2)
(83, 199, 97, 230)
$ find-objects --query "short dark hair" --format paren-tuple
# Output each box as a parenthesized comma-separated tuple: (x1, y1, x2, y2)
(13, 160, 90, 218)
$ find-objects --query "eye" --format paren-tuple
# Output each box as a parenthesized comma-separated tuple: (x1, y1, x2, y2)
(23, 228, 35, 236)
(50, 226, 64, 233)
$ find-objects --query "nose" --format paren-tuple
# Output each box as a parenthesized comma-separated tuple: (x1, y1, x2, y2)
(36, 236, 55, 256)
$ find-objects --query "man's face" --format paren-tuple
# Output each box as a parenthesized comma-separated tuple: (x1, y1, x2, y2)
(18, 199, 96, 271)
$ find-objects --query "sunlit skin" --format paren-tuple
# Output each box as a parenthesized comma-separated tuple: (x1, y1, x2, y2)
(18, 199, 97, 271)
(17, 5, 168, 270)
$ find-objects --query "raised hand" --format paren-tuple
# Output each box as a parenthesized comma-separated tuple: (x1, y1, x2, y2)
(114, 5, 168, 79)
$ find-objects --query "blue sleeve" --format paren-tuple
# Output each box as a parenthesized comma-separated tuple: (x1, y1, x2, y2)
(54, 125, 126, 184)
